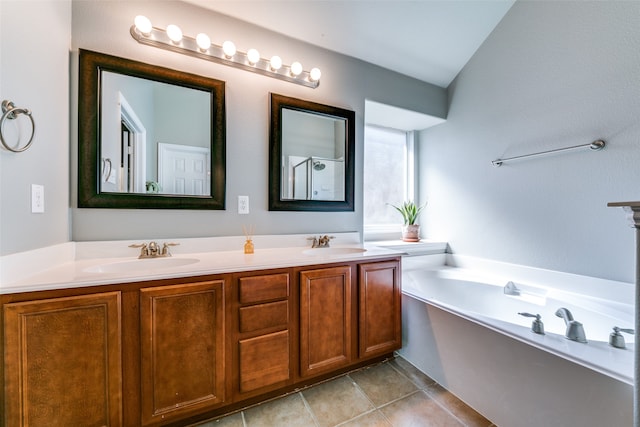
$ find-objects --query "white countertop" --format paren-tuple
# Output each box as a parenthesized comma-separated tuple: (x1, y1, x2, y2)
(0, 233, 410, 294)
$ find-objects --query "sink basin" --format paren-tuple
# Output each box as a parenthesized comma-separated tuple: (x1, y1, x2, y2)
(302, 247, 367, 256)
(84, 257, 200, 274)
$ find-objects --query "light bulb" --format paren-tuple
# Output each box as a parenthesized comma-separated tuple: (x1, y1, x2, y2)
(247, 48, 260, 65)
(309, 67, 322, 82)
(270, 55, 283, 71)
(134, 15, 152, 36)
(166, 24, 182, 43)
(222, 40, 236, 58)
(196, 33, 211, 51)
(290, 61, 303, 77)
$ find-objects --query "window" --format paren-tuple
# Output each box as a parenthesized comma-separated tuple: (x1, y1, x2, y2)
(363, 125, 415, 238)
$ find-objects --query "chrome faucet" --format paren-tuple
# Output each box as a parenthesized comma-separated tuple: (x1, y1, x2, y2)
(129, 241, 179, 259)
(555, 308, 587, 343)
(308, 235, 334, 248)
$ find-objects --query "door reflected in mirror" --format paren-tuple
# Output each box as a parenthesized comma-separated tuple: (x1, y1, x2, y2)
(101, 71, 212, 196)
(269, 93, 355, 212)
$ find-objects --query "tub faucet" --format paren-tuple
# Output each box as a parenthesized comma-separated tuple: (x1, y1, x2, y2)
(504, 281, 520, 296)
(555, 308, 587, 343)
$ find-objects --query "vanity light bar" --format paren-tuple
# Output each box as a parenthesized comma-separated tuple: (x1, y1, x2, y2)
(130, 17, 321, 89)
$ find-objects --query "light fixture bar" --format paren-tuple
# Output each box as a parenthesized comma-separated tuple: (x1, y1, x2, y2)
(130, 25, 320, 89)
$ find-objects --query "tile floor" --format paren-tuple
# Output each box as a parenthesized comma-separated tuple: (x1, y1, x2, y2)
(195, 356, 495, 427)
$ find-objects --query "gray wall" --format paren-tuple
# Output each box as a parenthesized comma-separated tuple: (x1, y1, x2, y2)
(7, 0, 634, 287)
(420, 1, 640, 283)
(70, 0, 446, 242)
(0, 1, 71, 255)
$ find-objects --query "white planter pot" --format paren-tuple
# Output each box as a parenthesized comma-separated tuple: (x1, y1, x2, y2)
(402, 224, 420, 242)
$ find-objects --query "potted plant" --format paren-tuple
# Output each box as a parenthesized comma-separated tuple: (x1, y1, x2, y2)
(389, 201, 426, 242)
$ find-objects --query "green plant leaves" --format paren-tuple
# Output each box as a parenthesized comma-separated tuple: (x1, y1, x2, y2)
(388, 201, 426, 225)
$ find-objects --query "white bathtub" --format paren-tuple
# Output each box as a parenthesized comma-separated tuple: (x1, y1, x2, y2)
(399, 255, 634, 427)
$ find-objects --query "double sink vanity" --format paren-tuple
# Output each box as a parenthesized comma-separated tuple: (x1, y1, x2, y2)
(0, 42, 400, 426)
(0, 233, 402, 426)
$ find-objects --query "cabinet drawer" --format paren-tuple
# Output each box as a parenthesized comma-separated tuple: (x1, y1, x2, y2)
(239, 300, 288, 333)
(239, 273, 289, 304)
(239, 330, 290, 392)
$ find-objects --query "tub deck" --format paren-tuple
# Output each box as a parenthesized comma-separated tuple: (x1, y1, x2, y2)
(399, 254, 633, 427)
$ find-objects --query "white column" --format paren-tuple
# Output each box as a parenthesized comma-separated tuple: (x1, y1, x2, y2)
(610, 202, 640, 427)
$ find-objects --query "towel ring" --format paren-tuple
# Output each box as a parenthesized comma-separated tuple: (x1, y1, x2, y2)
(102, 158, 112, 182)
(0, 100, 35, 153)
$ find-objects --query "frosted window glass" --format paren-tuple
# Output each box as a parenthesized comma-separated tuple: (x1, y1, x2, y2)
(363, 126, 409, 225)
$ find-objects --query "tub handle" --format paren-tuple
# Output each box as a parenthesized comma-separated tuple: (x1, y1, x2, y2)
(518, 312, 545, 335)
(609, 326, 634, 349)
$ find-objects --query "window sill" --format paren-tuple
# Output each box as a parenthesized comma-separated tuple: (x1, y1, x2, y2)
(367, 239, 448, 256)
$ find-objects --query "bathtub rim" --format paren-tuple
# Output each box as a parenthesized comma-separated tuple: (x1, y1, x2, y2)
(441, 254, 634, 306)
(401, 254, 634, 385)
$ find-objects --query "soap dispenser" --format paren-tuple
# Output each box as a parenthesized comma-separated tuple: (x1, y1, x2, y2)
(609, 326, 634, 349)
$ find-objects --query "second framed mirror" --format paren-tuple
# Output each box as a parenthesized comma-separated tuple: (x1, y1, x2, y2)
(269, 93, 355, 211)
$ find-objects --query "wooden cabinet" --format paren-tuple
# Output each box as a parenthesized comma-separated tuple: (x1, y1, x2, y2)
(139, 280, 225, 426)
(3, 292, 122, 427)
(232, 272, 292, 399)
(1, 256, 400, 427)
(298, 259, 402, 378)
(358, 260, 402, 359)
(299, 265, 353, 378)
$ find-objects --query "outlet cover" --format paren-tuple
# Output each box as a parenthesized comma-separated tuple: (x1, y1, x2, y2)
(238, 195, 249, 214)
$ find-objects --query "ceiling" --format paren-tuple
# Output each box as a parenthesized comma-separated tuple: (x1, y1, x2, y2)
(183, 0, 515, 88)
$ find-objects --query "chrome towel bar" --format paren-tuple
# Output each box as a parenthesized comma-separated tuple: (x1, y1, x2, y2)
(492, 139, 605, 167)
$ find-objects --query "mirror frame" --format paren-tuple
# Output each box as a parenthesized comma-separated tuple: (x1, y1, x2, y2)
(78, 49, 226, 209)
(269, 93, 355, 211)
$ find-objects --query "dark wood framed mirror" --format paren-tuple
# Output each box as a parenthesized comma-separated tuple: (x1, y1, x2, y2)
(269, 93, 355, 211)
(78, 49, 226, 209)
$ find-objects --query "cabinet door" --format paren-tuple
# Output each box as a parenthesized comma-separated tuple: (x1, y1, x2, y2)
(4, 292, 122, 427)
(140, 280, 225, 426)
(238, 330, 290, 393)
(299, 266, 352, 377)
(358, 260, 402, 358)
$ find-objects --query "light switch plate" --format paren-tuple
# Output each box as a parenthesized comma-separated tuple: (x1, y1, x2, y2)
(31, 184, 44, 213)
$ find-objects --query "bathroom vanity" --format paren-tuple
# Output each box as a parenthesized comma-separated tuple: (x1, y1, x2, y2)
(0, 240, 401, 427)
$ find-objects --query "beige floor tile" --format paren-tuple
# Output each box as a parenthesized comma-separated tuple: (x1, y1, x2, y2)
(244, 393, 317, 427)
(195, 412, 243, 427)
(303, 376, 375, 427)
(338, 410, 392, 427)
(350, 362, 418, 407)
(425, 383, 492, 427)
(380, 391, 463, 427)
(388, 356, 437, 390)
(193, 360, 496, 427)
